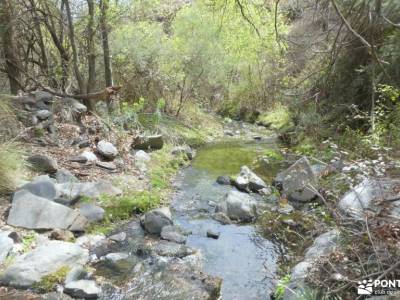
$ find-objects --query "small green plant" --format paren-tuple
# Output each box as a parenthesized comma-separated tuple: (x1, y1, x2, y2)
(22, 232, 37, 252)
(274, 274, 291, 300)
(263, 149, 284, 161)
(258, 103, 293, 130)
(33, 266, 70, 292)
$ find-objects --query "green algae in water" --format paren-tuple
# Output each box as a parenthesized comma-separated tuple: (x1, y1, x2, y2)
(192, 141, 260, 176)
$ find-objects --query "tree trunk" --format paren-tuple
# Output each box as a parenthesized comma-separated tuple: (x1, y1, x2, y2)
(85, 0, 96, 110)
(99, 0, 113, 112)
(0, 0, 22, 94)
(64, 0, 85, 94)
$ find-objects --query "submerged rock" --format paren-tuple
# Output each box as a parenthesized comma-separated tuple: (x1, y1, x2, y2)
(216, 190, 257, 222)
(275, 157, 318, 202)
(142, 207, 173, 234)
(206, 229, 220, 239)
(1, 241, 88, 288)
(216, 175, 231, 185)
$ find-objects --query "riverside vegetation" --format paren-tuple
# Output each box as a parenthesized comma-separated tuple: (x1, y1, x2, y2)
(0, 0, 400, 299)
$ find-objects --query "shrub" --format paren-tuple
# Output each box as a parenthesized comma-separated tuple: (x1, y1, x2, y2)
(0, 143, 26, 194)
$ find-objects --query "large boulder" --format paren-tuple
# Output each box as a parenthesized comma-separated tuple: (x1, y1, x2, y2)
(338, 178, 400, 220)
(1, 241, 89, 288)
(142, 207, 173, 234)
(7, 190, 88, 231)
(133, 134, 164, 150)
(0, 231, 14, 263)
(233, 166, 267, 193)
(216, 190, 257, 222)
(27, 154, 58, 173)
(64, 280, 101, 299)
(275, 157, 318, 202)
(97, 140, 118, 160)
(19, 177, 59, 201)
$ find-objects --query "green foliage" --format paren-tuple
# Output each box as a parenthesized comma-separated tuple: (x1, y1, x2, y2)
(100, 191, 160, 220)
(22, 232, 37, 252)
(258, 104, 292, 130)
(0, 143, 26, 194)
(33, 266, 70, 292)
(274, 274, 291, 300)
(263, 149, 284, 161)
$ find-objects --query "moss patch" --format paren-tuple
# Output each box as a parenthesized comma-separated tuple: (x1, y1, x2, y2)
(33, 266, 70, 292)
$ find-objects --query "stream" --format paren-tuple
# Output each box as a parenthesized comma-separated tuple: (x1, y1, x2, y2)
(98, 129, 284, 300)
(172, 138, 280, 300)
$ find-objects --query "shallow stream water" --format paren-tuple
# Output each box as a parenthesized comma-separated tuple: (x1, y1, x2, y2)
(171, 138, 281, 300)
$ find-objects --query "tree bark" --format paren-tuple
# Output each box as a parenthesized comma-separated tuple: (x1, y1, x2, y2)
(99, 0, 113, 112)
(0, 0, 23, 94)
(64, 0, 85, 94)
(85, 0, 96, 111)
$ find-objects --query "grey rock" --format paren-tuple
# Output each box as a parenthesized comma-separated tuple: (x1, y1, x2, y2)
(277, 203, 294, 214)
(75, 234, 106, 250)
(1, 241, 88, 287)
(206, 230, 220, 239)
(276, 157, 318, 202)
(153, 240, 196, 258)
(41, 292, 74, 300)
(57, 181, 122, 204)
(79, 203, 105, 222)
(19, 178, 59, 200)
(216, 175, 231, 185)
(311, 164, 329, 178)
(7, 190, 88, 231)
(27, 154, 58, 173)
(56, 169, 78, 183)
(338, 178, 400, 220)
(234, 166, 268, 193)
(35, 91, 53, 103)
(104, 252, 129, 262)
(97, 140, 118, 160)
(108, 232, 126, 242)
(304, 229, 340, 260)
(133, 134, 164, 150)
(212, 212, 232, 225)
(81, 151, 98, 163)
(64, 280, 100, 299)
(216, 190, 257, 222)
(0, 231, 14, 263)
(171, 146, 195, 160)
(143, 207, 173, 234)
(65, 266, 88, 284)
(36, 110, 52, 120)
(95, 161, 117, 170)
(161, 225, 188, 244)
(134, 150, 150, 173)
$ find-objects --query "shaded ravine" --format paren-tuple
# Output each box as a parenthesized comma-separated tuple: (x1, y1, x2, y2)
(171, 138, 281, 299)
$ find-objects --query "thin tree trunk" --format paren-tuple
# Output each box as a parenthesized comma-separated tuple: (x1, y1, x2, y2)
(85, 0, 96, 110)
(64, 0, 85, 93)
(99, 0, 113, 112)
(0, 0, 22, 94)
